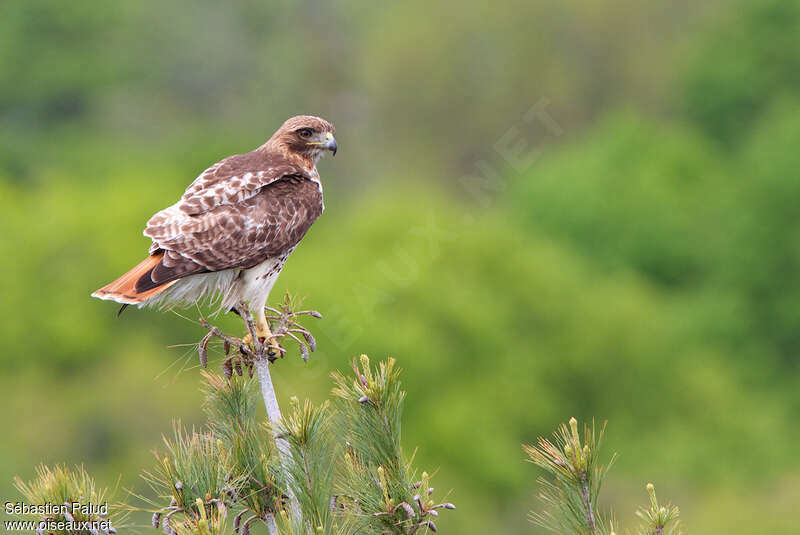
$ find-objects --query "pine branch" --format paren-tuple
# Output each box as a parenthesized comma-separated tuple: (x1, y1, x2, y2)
(13, 464, 125, 534)
(196, 295, 322, 533)
(254, 357, 297, 534)
(273, 397, 338, 534)
(525, 419, 686, 535)
(141, 422, 243, 535)
(524, 418, 614, 535)
(634, 483, 682, 535)
(202, 372, 285, 533)
(331, 355, 455, 535)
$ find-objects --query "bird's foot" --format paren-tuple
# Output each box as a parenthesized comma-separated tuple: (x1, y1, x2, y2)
(257, 316, 284, 359)
(242, 316, 284, 362)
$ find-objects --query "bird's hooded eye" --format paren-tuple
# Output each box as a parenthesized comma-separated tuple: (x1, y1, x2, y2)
(297, 128, 313, 139)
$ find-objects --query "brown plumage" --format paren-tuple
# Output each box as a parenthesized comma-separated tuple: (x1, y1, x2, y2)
(92, 115, 336, 328)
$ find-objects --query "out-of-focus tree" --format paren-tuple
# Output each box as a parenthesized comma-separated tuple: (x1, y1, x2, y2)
(682, 0, 800, 147)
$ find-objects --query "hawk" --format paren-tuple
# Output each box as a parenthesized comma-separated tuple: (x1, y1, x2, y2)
(92, 115, 336, 344)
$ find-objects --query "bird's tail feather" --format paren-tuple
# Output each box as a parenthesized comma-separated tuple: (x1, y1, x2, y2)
(91, 252, 176, 305)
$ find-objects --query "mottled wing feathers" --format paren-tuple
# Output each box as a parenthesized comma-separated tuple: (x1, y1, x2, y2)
(153, 177, 322, 268)
(176, 152, 312, 216)
(138, 152, 323, 292)
(135, 250, 207, 292)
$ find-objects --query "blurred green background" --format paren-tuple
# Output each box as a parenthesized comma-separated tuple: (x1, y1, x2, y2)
(2, 0, 800, 533)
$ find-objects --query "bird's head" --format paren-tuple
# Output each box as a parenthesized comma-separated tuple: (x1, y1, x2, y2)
(265, 115, 337, 166)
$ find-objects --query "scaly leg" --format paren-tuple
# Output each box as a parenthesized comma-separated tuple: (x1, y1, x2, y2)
(255, 307, 272, 339)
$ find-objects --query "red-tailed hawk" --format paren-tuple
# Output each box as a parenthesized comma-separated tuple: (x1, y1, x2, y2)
(92, 115, 336, 342)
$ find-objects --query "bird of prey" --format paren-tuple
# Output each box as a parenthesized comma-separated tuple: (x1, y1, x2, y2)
(92, 115, 336, 345)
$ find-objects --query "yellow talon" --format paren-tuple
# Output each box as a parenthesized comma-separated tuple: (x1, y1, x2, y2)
(243, 310, 281, 358)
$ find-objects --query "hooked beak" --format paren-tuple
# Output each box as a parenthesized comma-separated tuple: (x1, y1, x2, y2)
(323, 132, 337, 156)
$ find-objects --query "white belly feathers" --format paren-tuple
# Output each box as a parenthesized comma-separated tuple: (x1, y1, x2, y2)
(143, 252, 291, 315)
